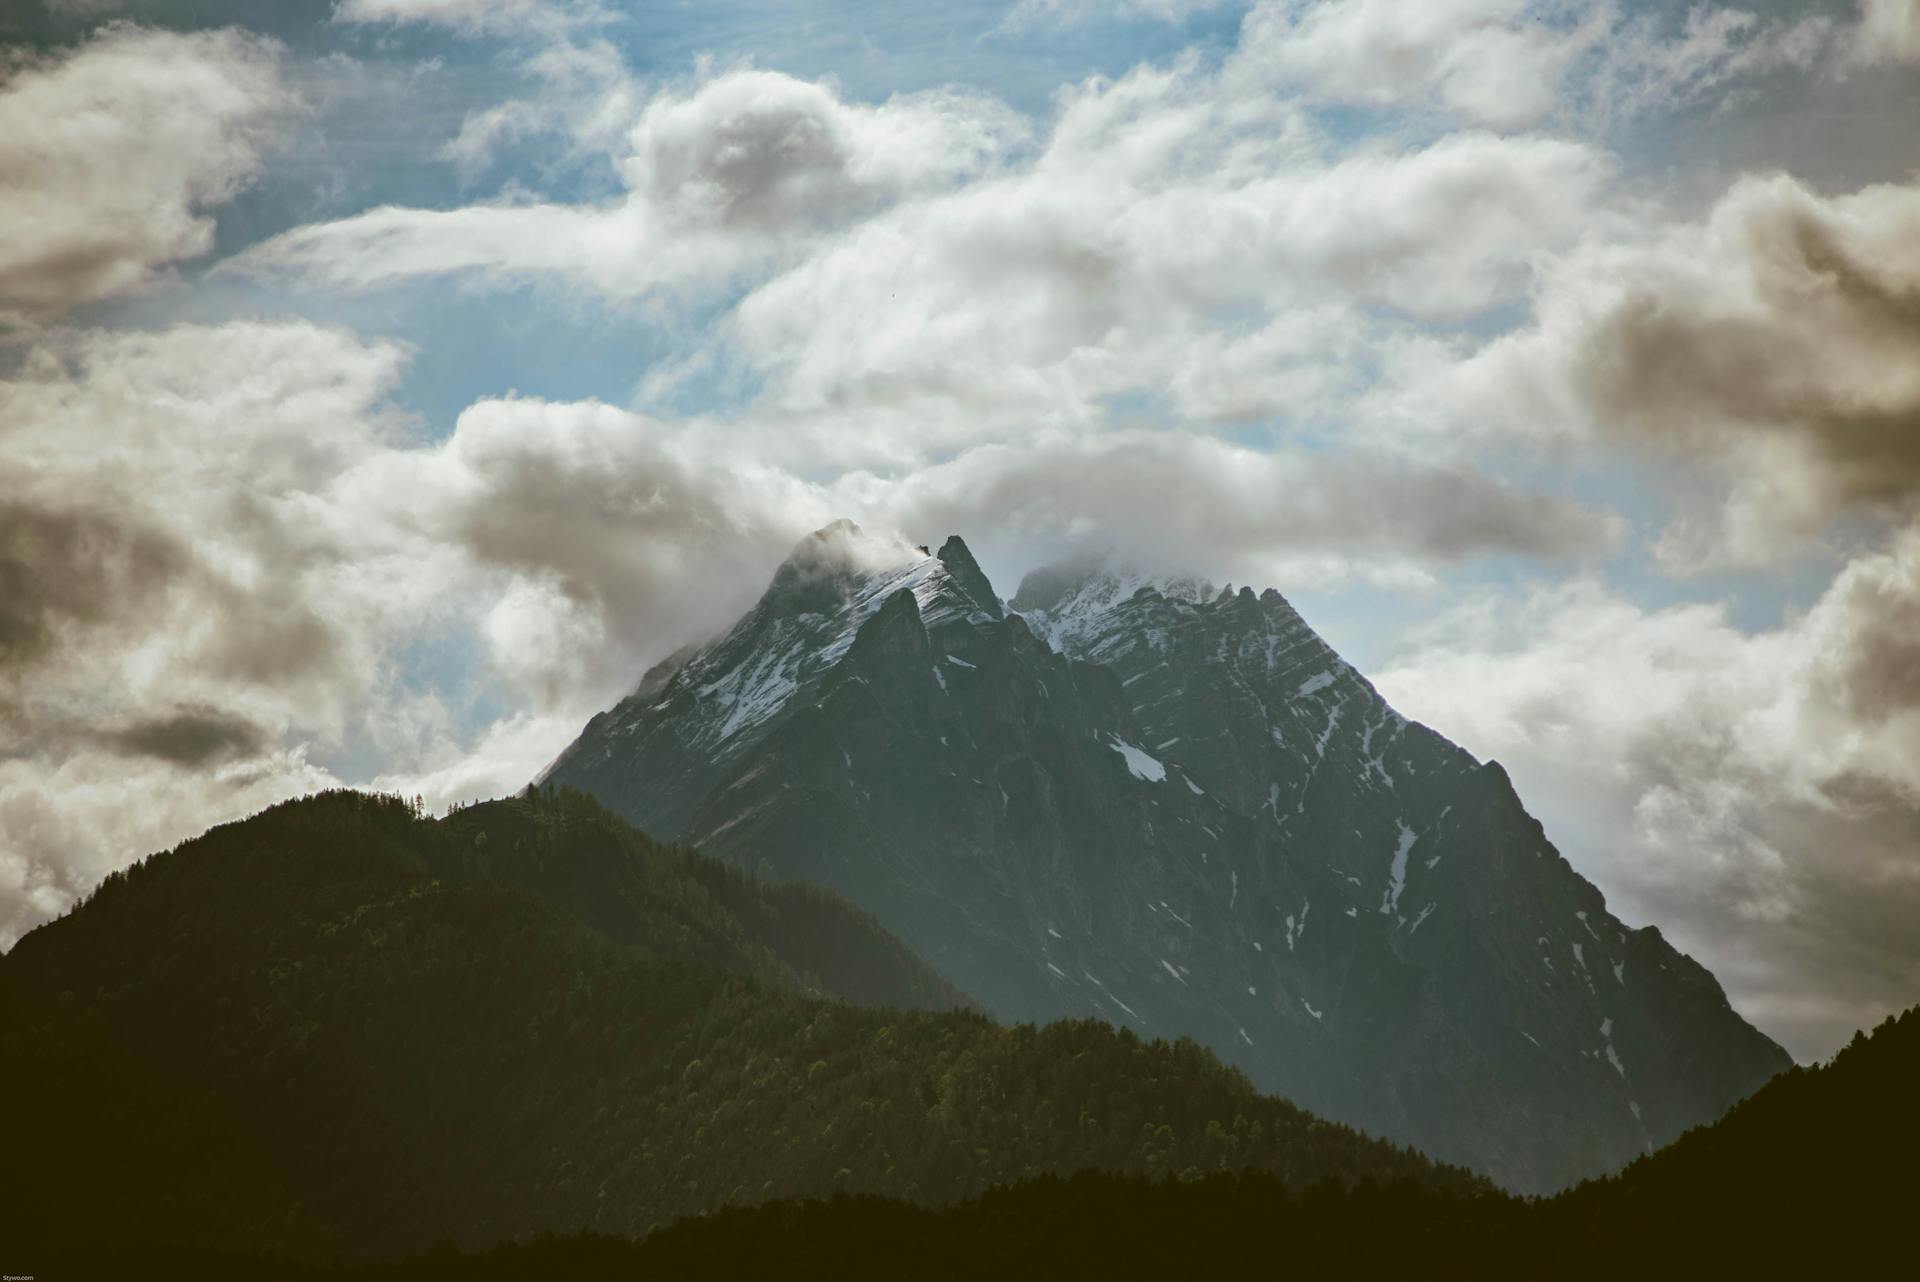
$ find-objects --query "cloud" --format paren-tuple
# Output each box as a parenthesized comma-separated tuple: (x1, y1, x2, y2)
(346, 393, 829, 704)
(333, 0, 583, 34)
(439, 36, 640, 172)
(0, 319, 826, 947)
(847, 430, 1618, 588)
(238, 30, 1614, 475)
(236, 68, 1028, 298)
(0, 501, 187, 671)
(1232, 0, 1837, 132)
(0, 24, 289, 328)
(1417, 169, 1920, 566)
(721, 63, 1608, 461)
(1233, 0, 1589, 129)
(1375, 524, 1920, 1060)
(93, 707, 273, 767)
(1585, 3, 1834, 124)
(1852, 0, 1920, 65)
(1000, 0, 1240, 29)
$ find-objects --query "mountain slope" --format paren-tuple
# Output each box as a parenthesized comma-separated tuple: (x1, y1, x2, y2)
(0, 789, 1477, 1265)
(544, 522, 1789, 1191)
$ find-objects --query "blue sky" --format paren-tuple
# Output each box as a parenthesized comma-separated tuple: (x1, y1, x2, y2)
(4, 0, 1920, 1060)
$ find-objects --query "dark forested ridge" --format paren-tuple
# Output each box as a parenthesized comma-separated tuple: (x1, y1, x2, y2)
(24, 1006, 1911, 1281)
(0, 789, 1478, 1268)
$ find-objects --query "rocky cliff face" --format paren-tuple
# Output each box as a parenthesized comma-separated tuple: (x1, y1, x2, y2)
(543, 522, 1789, 1192)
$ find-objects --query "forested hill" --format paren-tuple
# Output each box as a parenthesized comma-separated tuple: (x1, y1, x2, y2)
(0, 789, 1481, 1267)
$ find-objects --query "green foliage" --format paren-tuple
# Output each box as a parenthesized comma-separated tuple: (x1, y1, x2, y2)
(0, 789, 1475, 1267)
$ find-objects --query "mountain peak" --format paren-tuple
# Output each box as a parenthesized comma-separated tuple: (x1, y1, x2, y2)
(936, 535, 1004, 620)
(545, 527, 1790, 1193)
(764, 520, 924, 617)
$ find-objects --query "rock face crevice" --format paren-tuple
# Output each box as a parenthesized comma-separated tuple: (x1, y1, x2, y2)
(543, 522, 1790, 1193)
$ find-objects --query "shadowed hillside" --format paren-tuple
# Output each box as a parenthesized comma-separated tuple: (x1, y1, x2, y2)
(0, 789, 1478, 1268)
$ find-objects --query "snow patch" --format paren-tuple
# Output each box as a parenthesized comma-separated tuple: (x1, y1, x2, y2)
(1600, 1017, 1627, 1080)
(1160, 959, 1187, 984)
(1107, 736, 1167, 782)
(1379, 822, 1416, 915)
(1284, 901, 1309, 951)
(1296, 670, 1335, 697)
(1312, 702, 1343, 758)
(1301, 999, 1323, 1020)
(1083, 972, 1143, 1024)
(944, 654, 976, 669)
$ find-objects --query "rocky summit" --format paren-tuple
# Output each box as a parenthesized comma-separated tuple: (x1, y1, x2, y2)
(542, 521, 1790, 1192)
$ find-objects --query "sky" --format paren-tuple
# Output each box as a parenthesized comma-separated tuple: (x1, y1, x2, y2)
(2, 0, 1918, 1062)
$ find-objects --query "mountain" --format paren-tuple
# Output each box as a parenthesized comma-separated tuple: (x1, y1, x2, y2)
(0, 788, 1477, 1266)
(543, 521, 1790, 1192)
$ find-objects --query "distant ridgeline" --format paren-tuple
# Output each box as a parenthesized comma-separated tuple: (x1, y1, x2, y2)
(0, 790, 1479, 1267)
(542, 522, 1789, 1192)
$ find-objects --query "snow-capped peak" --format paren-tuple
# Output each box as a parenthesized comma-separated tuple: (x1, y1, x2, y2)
(615, 522, 1003, 757)
(1010, 561, 1216, 657)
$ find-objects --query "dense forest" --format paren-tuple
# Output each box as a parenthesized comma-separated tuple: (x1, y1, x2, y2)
(23, 1005, 1913, 1280)
(0, 789, 1476, 1268)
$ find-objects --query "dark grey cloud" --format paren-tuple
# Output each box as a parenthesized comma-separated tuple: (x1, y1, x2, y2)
(0, 500, 187, 672)
(1575, 190, 1920, 505)
(1445, 169, 1920, 567)
(93, 705, 269, 767)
